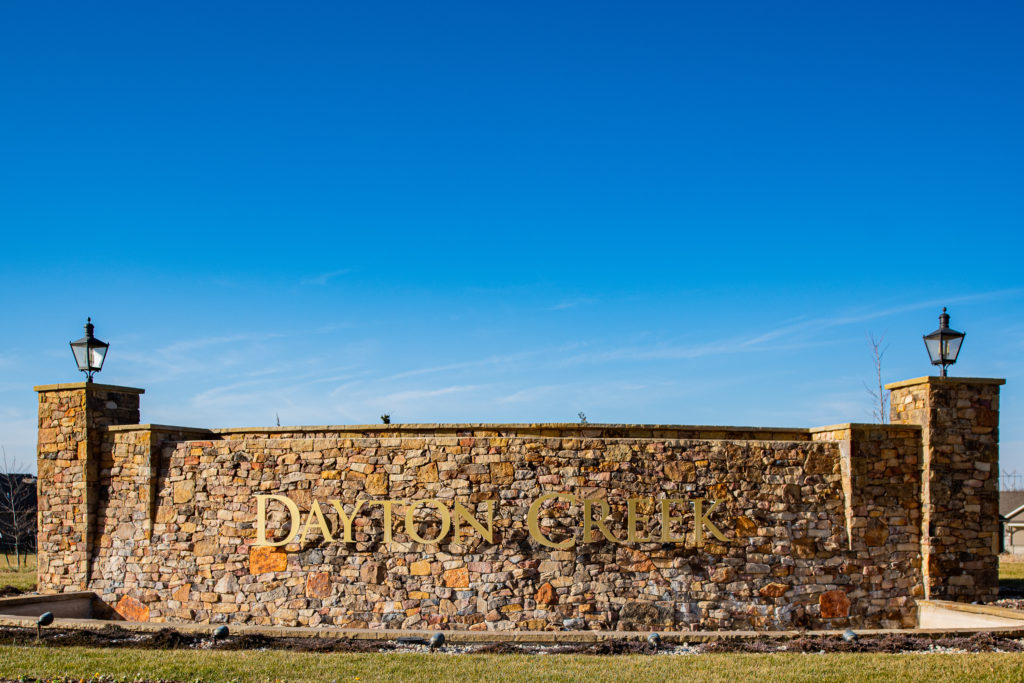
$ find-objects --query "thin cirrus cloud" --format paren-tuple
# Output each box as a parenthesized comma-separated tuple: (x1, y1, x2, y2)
(300, 269, 352, 286)
(561, 290, 1024, 368)
(740, 290, 1023, 349)
(547, 298, 599, 311)
(383, 349, 553, 381)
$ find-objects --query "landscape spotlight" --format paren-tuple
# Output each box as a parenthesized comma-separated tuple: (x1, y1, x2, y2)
(69, 317, 109, 382)
(36, 611, 53, 641)
(923, 307, 965, 377)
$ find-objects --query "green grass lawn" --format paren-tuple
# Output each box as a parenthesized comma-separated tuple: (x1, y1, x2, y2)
(0, 648, 1022, 683)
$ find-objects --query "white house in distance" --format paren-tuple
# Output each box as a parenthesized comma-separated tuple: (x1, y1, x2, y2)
(1002, 491, 1024, 554)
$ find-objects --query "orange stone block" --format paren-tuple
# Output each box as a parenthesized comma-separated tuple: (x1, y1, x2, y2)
(734, 516, 758, 537)
(249, 545, 288, 574)
(819, 589, 851, 618)
(535, 582, 557, 605)
(759, 582, 789, 599)
(443, 567, 469, 588)
(115, 594, 150, 622)
(306, 571, 331, 598)
(615, 547, 655, 573)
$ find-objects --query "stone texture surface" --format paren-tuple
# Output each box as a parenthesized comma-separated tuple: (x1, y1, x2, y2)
(888, 377, 1003, 603)
(32, 378, 1002, 631)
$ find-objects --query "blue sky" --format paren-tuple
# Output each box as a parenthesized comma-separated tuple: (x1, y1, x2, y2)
(1, 2, 1022, 474)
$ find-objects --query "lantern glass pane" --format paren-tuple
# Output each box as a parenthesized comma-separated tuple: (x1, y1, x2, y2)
(88, 345, 107, 370)
(943, 335, 963, 363)
(924, 337, 943, 364)
(71, 343, 89, 371)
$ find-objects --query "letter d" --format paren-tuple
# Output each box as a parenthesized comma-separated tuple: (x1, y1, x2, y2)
(256, 494, 301, 547)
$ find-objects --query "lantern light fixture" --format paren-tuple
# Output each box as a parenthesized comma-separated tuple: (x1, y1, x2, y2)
(923, 307, 965, 377)
(69, 317, 109, 382)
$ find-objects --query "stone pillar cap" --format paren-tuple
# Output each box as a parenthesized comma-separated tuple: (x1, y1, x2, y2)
(884, 376, 1006, 390)
(34, 382, 145, 394)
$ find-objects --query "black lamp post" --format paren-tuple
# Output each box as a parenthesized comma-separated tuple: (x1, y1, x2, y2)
(923, 307, 965, 378)
(69, 318, 109, 382)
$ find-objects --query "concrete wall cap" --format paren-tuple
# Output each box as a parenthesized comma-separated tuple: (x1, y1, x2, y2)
(210, 423, 814, 435)
(810, 422, 922, 432)
(105, 424, 214, 434)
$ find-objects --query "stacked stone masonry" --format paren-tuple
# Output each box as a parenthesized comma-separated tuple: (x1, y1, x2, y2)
(33, 377, 1003, 631)
(888, 376, 1004, 602)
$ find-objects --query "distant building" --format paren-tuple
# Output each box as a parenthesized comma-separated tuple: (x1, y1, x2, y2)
(1001, 490, 1024, 554)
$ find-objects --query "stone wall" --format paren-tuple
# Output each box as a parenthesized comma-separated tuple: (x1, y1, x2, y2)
(33, 377, 1003, 631)
(888, 377, 1004, 601)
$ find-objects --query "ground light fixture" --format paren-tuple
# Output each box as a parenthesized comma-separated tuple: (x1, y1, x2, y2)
(36, 611, 53, 641)
(69, 317, 109, 382)
(923, 307, 965, 377)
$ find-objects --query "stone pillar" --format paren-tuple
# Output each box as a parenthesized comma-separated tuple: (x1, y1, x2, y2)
(35, 382, 143, 592)
(887, 376, 1005, 602)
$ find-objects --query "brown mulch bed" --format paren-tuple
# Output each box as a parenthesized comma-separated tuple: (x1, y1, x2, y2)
(0, 625, 394, 652)
(701, 631, 1024, 653)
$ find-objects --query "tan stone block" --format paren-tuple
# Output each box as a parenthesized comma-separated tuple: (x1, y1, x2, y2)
(360, 561, 385, 584)
(409, 591, 429, 599)
(664, 461, 696, 482)
(366, 473, 388, 495)
(791, 537, 817, 559)
(410, 560, 431, 576)
(710, 566, 735, 583)
(417, 463, 439, 483)
(171, 583, 191, 602)
(489, 462, 514, 484)
(155, 507, 176, 524)
(173, 480, 195, 504)
(193, 538, 219, 557)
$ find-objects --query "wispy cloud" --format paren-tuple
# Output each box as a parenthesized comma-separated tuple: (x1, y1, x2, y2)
(300, 269, 352, 286)
(741, 289, 1023, 348)
(498, 384, 566, 403)
(562, 289, 1024, 367)
(160, 333, 289, 354)
(547, 298, 598, 311)
(384, 351, 541, 381)
(376, 384, 482, 404)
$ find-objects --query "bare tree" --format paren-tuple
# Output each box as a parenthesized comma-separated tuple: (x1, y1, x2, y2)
(864, 333, 890, 424)
(0, 447, 37, 570)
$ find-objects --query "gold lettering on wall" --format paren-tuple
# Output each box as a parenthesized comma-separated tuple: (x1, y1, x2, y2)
(251, 492, 731, 550)
(256, 494, 301, 547)
(405, 499, 451, 544)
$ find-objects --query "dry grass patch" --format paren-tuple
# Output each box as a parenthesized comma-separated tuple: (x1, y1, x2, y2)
(0, 553, 35, 594)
